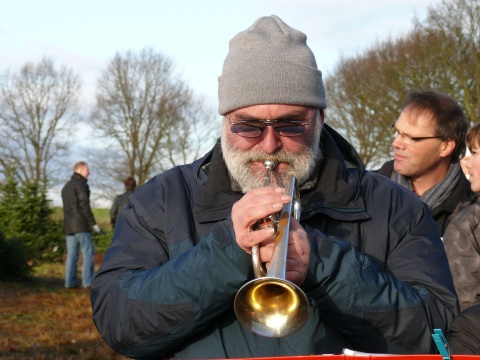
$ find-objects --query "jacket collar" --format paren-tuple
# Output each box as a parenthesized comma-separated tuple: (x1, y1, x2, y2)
(299, 124, 369, 221)
(72, 172, 87, 182)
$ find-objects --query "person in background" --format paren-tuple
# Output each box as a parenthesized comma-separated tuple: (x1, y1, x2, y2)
(61, 161, 102, 289)
(376, 90, 473, 236)
(91, 15, 458, 358)
(443, 123, 480, 311)
(109, 176, 137, 229)
(460, 148, 471, 180)
(443, 124, 480, 355)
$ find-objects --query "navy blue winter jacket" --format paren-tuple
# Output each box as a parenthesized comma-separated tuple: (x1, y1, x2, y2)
(91, 125, 459, 359)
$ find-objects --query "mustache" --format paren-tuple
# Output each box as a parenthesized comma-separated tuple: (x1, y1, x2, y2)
(236, 148, 308, 166)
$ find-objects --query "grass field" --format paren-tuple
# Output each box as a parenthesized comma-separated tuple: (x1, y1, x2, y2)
(0, 208, 127, 360)
(0, 261, 127, 360)
(51, 207, 112, 230)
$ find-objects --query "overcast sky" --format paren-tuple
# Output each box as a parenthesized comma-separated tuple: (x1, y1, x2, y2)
(1, 0, 444, 108)
(0, 0, 446, 205)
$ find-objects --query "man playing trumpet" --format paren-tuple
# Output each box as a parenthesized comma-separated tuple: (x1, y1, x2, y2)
(91, 15, 459, 359)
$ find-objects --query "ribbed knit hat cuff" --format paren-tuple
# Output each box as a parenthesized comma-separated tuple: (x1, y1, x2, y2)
(219, 60, 326, 115)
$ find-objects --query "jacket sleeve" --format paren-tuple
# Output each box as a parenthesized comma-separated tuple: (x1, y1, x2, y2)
(90, 199, 251, 358)
(303, 201, 459, 354)
(109, 196, 119, 227)
(76, 181, 96, 229)
(443, 204, 480, 311)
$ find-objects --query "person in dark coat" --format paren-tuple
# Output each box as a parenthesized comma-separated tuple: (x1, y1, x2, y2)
(443, 123, 480, 311)
(61, 161, 102, 288)
(443, 195, 480, 311)
(91, 16, 459, 359)
(375, 90, 474, 236)
(109, 176, 136, 229)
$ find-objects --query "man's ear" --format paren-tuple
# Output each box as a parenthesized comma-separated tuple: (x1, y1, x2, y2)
(319, 109, 325, 126)
(440, 139, 456, 158)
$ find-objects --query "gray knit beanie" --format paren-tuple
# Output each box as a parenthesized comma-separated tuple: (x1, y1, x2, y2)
(218, 15, 327, 115)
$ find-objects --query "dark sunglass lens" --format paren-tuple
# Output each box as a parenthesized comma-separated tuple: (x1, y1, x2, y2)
(231, 124, 263, 137)
(275, 125, 305, 136)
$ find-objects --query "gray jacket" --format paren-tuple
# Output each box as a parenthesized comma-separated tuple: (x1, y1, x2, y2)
(443, 196, 480, 311)
(109, 190, 133, 229)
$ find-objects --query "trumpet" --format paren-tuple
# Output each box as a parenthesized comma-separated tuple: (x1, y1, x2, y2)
(234, 160, 310, 337)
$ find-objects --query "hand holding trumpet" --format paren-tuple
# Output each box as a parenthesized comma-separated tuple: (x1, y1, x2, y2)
(232, 160, 310, 337)
(231, 176, 310, 287)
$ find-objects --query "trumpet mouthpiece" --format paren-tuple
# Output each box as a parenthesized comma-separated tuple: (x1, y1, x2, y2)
(264, 160, 276, 170)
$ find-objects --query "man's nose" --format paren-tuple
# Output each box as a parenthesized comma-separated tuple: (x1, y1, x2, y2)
(258, 126, 283, 154)
(392, 134, 405, 149)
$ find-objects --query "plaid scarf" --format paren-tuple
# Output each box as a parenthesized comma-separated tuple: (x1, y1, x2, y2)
(391, 162, 461, 210)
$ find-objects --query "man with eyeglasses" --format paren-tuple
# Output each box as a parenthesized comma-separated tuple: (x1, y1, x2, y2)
(91, 16, 458, 358)
(376, 90, 474, 236)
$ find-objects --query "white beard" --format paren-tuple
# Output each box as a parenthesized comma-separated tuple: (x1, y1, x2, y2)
(221, 118, 322, 193)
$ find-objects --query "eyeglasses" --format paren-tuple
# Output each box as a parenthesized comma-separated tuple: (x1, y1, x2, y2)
(228, 112, 314, 138)
(389, 125, 442, 145)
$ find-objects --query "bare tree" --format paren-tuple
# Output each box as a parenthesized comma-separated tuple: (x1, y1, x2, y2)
(162, 94, 220, 168)
(325, 0, 480, 169)
(0, 57, 81, 189)
(90, 47, 219, 186)
(422, 0, 480, 123)
(325, 29, 449, 168)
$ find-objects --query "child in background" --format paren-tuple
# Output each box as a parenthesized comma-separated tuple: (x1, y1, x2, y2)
(444, 123, 480, 354)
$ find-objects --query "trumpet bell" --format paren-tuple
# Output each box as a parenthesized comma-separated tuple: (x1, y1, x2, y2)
(234, 276, 310, 337)
(234, 163, 309, 337)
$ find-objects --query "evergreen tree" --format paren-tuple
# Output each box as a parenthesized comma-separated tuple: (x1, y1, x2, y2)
(0, 176, 64, 270)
